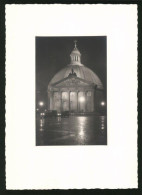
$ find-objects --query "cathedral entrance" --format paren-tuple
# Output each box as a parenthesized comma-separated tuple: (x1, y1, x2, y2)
(70, 92, 77, 112)
(78, 92, 86, 112)
(62, 92, 69, 111)
(86, 91, 93, 112)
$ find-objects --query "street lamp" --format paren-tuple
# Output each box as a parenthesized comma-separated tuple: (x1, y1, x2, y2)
(39, 101, 44, 106)
(101, 101, 105, 106)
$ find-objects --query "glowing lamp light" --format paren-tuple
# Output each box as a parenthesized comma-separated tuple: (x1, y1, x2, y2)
(79, 97, 85, 102)
(39, 101, 44, 106)
(79, 130, 84, 136)
(101, 101, 105, 106)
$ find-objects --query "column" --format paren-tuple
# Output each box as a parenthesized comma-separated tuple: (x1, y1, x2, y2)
(50, 91, 53, 110)
(47, 91, 50, 110)
(85, 91, 87, 112)
(69, 91, 70, 112)
(77, 91, 79, 112)
(92, 90, 95, 112)
(60, 91, 62, 112)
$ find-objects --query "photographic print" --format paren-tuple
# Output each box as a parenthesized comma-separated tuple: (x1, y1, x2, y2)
(36, 37, 107, 146)
(6, 4, 137, 189)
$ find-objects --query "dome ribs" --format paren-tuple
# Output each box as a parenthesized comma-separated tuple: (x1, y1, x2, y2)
(49, 65, 103, 89)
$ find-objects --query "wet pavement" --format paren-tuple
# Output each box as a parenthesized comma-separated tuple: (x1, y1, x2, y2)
(36, 115, 107, 145)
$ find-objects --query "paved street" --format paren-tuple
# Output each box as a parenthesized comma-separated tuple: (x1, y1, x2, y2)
(36, 115, 107, 145)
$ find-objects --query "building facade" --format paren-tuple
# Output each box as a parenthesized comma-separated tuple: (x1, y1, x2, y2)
(47, 41, 104, 113)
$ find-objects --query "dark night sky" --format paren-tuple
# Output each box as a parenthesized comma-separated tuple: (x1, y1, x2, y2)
(36, 36, 107, 92)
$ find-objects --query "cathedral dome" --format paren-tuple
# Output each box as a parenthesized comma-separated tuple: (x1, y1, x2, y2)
(48, 41, 103, 89)
(49, 65, 103, 89)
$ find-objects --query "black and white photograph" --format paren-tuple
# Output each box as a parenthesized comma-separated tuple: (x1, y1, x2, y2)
(36, 37, 107, 145)
(5, 4, 138, 189)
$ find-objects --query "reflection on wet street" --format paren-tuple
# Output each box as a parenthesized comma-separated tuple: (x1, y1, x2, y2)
(36, 115, 107, 145)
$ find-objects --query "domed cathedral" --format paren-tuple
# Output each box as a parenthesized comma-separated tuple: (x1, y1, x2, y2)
(47, 41, 104, 113)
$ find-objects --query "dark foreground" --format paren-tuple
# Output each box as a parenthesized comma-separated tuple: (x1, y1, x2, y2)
(36, 115, 107, 146)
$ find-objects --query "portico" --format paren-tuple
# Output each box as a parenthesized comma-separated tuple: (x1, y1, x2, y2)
(48, 71, 95, 113)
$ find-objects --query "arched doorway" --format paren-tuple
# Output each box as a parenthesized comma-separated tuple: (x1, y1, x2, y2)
(86, 91, 93, 112)
(78, 92, 86, 112)
(70, 92, 77, 112)
(62, 92, 69, 111)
